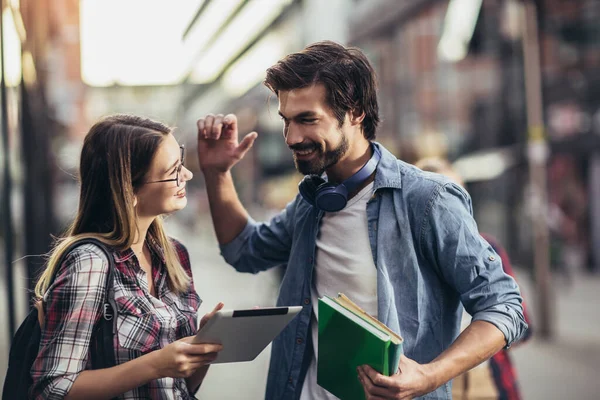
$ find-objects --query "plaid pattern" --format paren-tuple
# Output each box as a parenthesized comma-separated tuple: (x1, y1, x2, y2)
(31, 238, 201, 400)
(482, 234, 532, 400)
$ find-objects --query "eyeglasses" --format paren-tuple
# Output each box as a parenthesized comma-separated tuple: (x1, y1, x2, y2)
(143, 145, 185, 187)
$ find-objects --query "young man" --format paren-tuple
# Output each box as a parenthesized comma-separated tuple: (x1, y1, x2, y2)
(196, 41, 527, 400)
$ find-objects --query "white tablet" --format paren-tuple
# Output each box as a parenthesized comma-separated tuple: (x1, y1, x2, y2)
(193, 305, 303, 364)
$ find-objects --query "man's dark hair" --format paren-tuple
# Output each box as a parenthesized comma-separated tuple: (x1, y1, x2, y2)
(264, 40, 380, 140)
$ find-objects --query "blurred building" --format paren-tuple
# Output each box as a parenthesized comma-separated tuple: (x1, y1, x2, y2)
(0, 0, 29, 339)
(348, 0, 528, 263)
(175, 0, 600, 273)
(0, 0, 80, 343)
(352, 0, 600, 274)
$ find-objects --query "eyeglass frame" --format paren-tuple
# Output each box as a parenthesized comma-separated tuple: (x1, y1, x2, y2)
(142, 145, 186, 187)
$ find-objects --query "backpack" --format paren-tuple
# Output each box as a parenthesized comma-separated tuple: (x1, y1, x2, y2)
(2, 238, 118, 399)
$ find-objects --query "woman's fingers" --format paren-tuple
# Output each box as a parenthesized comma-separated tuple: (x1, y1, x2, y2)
(181, 342, 223, 355)
(200, 302, 224, 329)
(209, 302, 225, 314)
(187, 353, 220, 364)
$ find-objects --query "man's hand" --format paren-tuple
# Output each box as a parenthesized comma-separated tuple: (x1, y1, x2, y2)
(197, 113, 257, 173)
(357, 355, 437, 400)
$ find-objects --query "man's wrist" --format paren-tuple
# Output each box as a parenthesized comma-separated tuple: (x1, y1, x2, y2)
(201, 167, 231, 180)
(420, 361, 443, 392)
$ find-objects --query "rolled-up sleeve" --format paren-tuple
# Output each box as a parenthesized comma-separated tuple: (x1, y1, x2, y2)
(30, 245, 109, 399)
(421, 183, 528, 347)
(220, 197, 298, 274)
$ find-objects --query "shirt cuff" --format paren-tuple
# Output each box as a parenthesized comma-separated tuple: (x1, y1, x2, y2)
(472, 306, 529, 349)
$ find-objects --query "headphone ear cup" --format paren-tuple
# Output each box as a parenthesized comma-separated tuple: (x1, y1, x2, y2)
(315, 181, 336, 196)
(315, 182, 348, 212)
(299, 175, 325, 206)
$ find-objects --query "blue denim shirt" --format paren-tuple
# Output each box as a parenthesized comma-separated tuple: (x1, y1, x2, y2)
(220, 143, 528, 399)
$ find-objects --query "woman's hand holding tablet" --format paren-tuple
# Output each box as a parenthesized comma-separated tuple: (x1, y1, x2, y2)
(193, 306, 303, 364)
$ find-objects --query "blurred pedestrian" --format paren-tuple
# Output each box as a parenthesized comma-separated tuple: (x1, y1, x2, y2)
(196, 40, 527, 399)
(547, 155, 589, 281)
(30, 115, 222, 399)
(415, 156, 533, 400)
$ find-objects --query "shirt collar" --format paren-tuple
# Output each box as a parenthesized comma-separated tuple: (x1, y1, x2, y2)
(113, 247, 135, 263)
(372, 141, 402, 190)
(146, 234, 167, 264)
(112, 235, 167, 264)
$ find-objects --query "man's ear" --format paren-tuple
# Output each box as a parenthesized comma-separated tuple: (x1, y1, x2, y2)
(349, 109, 365, 126)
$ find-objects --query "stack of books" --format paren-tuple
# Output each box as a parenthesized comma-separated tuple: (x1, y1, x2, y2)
(317, 293, 403, 400)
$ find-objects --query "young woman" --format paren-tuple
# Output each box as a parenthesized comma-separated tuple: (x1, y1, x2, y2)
(31, 114, 222, 399)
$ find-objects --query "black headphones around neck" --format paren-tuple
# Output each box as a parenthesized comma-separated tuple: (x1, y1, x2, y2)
(298, 144, 381, 212)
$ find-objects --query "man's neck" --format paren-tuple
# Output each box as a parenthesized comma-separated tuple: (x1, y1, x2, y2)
(326, 141, 372, 183)
(347, 171, 375, 201)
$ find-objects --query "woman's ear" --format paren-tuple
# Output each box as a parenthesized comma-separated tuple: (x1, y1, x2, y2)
(133, 196, 138, 208)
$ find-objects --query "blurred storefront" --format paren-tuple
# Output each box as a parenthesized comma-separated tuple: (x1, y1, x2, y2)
(347, 0, 600, 274)
(1, 0, 28, 338)
(0, 0, 73, 339)
(345, 0, 527, 266)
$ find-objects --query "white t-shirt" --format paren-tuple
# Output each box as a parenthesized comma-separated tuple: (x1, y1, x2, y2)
(300, 182, 378, 400)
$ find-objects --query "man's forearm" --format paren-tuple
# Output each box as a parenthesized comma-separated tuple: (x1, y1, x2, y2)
(425, 320, 506, 389)
(203, 170, 249, 244)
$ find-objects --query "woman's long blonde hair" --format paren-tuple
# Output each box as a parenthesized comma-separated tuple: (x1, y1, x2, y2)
(34, 114, 190, 299)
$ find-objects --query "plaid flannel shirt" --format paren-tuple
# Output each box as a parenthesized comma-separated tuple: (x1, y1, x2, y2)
(31, 238, 202, 400)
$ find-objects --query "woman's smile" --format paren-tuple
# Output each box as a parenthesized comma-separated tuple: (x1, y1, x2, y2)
(175, 187, 186, 198)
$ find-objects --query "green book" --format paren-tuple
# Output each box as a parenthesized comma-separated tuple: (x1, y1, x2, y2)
(317, 293, 403, 400)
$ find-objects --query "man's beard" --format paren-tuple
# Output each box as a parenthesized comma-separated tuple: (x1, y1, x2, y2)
(291, 134, 349, 176)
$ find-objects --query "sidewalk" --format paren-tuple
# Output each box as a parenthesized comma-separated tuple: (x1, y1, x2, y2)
(511, 270, 600, 400)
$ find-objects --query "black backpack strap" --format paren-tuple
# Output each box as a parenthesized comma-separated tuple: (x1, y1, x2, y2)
(47, 238, 115, 289)
(47, 238, 117, 369)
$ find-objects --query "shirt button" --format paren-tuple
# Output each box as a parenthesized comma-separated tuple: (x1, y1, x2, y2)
(488, 255, 496, 261)
(288, 377, 293, 384)
(297, 338, 303, 344)
(135, 308, 141, 314)
(304, 298, 310, 305)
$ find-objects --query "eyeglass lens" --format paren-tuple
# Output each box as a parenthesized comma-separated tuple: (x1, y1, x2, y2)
(177, 146, 185, 187)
